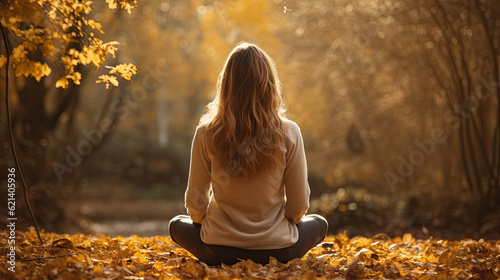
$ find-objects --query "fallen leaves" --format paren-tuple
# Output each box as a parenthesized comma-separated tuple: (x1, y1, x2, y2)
(0, 229, 499, 279)
(51, 238, 73, 249)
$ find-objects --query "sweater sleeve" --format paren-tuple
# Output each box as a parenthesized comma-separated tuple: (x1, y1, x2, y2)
(184, 126, 211, 224)
(283, 122, 310, 224)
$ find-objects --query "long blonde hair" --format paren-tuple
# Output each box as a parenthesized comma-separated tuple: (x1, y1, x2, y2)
(200, 42, 287, 176)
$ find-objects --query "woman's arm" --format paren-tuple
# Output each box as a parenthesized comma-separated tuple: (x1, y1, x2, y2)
(184, 126, 211, 224)
(283, 122, 310, 224)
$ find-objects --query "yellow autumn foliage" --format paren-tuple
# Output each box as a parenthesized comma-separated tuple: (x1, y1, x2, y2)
(1, 230, 499, 279)
(0, 0, 138, 89)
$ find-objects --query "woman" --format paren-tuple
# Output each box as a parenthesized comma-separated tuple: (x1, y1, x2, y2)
(169, 42, 328, 266)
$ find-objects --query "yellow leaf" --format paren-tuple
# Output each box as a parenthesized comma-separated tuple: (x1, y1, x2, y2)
(14, 60, 30, 77)
(93, 265, 103, 276)
(153, 261, 163, 270)
(11, 45, 27, 61)
(106, 0, 118, 9)
(402, 233, 414, 244)
(31, 62, 51, 82)
(86, 46, 105, 67)
(87, 19, 103, 33)
(119, 0, 137, 14)
(47, 9, 57, 20)
(96, 75, 119, 89)
(75, 254, 85, 262)
(132, 252, 149, 263)
(68, 72, 81, 85)
(56, 77, 69, 89)
(109, 63, 139, 81)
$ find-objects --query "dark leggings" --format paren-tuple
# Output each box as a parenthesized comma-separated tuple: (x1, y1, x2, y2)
(168, 214, 328, 266)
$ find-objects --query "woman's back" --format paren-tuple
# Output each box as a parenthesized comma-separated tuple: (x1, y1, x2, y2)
(186, 120, 310, 249)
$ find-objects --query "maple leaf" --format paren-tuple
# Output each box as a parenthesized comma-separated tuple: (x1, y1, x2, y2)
(14, 60, 31, 77)
(68, 72, 82, 85)
(96, 75, 119, 89)
(105, 0, 118, 10)
(109, 63, 139, 81)
(11, 45, 28, 61)
(56, 77, 69, 89)
(31, 61, 51, 81)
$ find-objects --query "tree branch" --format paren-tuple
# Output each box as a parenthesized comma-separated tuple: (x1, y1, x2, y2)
(1, 20, 43, 244)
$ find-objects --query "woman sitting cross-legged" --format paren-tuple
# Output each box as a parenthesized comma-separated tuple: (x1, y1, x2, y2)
(169, 42, 328, 266)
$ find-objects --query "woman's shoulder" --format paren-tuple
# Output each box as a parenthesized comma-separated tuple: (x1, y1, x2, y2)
(282, 118, 302, 143)
(192, 123, 209, 141)
(283, 118, 301, 133)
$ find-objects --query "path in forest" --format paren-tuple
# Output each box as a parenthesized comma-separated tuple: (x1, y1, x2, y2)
(60, 196, 185, 237)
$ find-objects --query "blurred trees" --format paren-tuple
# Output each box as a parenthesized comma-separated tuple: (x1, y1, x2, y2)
(279, 0, 499, 236)
(411, 0, 499, 206)
(281, 0, 424, 191)
(281, 0, 499, 200)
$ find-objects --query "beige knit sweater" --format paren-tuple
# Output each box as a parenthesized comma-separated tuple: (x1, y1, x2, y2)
(184, 119, 310, 250)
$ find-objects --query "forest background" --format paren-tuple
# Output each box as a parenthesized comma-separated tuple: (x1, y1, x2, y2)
(0, 0, 499, 241)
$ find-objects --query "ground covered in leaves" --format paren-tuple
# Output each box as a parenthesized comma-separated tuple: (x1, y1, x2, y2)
(1, 230, 500, 279)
